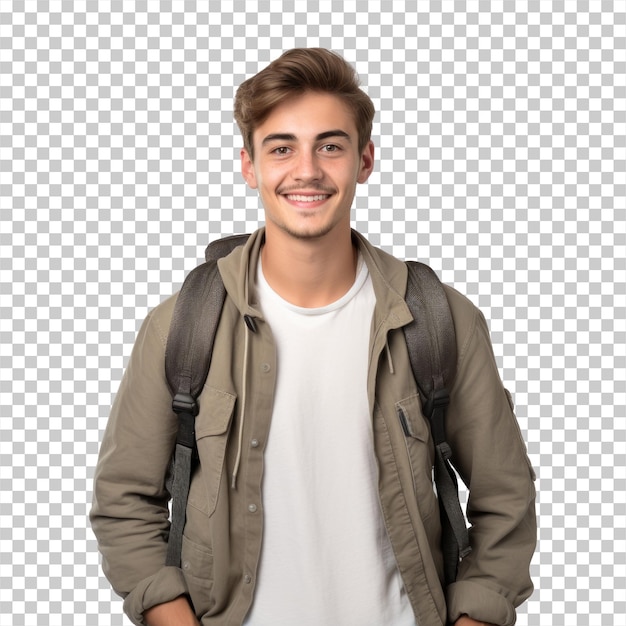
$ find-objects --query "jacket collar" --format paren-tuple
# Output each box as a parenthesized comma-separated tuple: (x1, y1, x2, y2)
(351, 230, 413, 332)
(217, 227, 413, 332)
(217, 228, 265, 320)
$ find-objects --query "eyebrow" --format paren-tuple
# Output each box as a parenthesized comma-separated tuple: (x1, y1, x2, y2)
(261, 130, 352, 146)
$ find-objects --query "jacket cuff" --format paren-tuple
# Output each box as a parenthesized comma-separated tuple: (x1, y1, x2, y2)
(122, 566, 189, 626)
(446, 580, 516, 626)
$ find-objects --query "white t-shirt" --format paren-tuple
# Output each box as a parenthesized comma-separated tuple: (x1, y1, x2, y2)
(244, 255, 414, 626)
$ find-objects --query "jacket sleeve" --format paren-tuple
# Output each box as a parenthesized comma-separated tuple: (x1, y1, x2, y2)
(90, 298, 190, 626)
(444, 293, 536, 626)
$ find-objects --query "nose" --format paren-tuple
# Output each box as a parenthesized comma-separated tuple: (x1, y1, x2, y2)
(292, 150, 322, 182)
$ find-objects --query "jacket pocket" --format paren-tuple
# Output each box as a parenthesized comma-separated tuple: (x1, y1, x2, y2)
(181, 533, 215, 617)
(192, 386, 237, 517)
(396, 393, 438, 522)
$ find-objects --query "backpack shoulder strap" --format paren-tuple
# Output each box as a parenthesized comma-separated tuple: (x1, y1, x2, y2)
(163, 260, 226, 567)
(163, 233, 250, 567)
(165, 260, 227, 404)
(403, 261, 471, 585)
(403, 261, 457, 407)
(205, 233, 251, 262)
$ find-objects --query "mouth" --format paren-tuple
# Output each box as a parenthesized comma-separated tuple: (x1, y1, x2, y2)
(284, 193, 331, 203)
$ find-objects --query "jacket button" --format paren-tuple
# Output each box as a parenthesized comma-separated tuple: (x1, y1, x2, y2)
(261, 362, 271, 372)
(250, 438, 259, 448)
(182, 561, 190, 570)
(244, 574, 252, 584)
(248, 503, 257, 513)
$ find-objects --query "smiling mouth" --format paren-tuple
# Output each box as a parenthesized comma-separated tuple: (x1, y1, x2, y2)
(284, 194, 331, 202)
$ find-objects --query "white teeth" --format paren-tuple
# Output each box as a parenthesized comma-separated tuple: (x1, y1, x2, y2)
(286, 194, 329, 202)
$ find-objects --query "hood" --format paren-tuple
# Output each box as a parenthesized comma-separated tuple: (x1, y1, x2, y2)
(216, 227, 413, 332)
(217, 228, 266, 321)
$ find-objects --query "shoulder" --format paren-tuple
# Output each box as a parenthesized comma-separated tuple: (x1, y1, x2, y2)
(443, 284, 481, 339)
(139, 292, 179, 350)
(443, 283, 492, 364)
(442, 284, 502, 394)
(353, 232, 408, 296)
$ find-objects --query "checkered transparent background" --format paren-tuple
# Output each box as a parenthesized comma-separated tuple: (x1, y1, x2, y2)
(1, 1, 625, 625)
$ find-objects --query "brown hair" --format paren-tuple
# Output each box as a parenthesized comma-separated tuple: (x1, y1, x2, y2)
(234, 48, 375, 159)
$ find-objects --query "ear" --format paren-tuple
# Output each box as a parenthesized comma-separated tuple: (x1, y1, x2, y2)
(241, 148, 258, 189)
(357, 140, 375, 184)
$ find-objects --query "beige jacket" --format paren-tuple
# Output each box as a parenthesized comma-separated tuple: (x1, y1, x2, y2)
(91, 229, 536, 626)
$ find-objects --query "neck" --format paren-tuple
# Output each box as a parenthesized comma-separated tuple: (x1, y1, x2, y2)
(261, 227, 358, 308)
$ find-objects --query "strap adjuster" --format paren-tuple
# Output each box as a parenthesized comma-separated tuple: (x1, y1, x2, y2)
(172, 392, 198, 416)
(172, 393, 198, 449)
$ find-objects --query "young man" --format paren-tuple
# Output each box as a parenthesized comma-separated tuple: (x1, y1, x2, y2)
(91, 49, 536, 626)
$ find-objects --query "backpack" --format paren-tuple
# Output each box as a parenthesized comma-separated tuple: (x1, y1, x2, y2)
(163, 233, 471, 585)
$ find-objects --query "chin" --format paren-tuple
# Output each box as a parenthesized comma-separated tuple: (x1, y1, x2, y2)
(283, 226, 334, 240)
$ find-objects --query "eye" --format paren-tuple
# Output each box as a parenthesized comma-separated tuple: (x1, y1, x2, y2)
(321, 144, 340, 153)
(271, 146, 291, 155)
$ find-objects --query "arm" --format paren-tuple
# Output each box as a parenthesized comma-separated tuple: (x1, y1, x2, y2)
(90, 298, 191, 625)
(144, 596, 200, 626)
(444, 294, 537, 626)
(455, 617, 497, 626)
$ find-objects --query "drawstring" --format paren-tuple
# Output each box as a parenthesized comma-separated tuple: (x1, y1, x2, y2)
(232, 316, 253, 489)
(385, 336, 395, 375)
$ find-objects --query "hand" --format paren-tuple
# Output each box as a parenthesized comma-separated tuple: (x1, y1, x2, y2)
(144, 595, 200, 626)
(454, 616, 497, 626)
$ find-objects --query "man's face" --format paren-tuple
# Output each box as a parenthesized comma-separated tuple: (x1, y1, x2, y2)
(241, 91, 374, 242)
